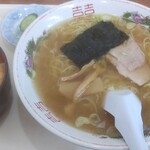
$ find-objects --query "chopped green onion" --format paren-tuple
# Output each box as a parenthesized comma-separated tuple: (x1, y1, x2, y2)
(121, 51, 128, 56)
(126, 22, 136, 30)
(75, 116, 90, 127)
(89, 113, 101, 126)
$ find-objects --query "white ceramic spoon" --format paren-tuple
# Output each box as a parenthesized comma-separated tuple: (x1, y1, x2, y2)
(103, 89, 148, 150)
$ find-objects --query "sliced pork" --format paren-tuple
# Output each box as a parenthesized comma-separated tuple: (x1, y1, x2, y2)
(107, 37, 150, 86)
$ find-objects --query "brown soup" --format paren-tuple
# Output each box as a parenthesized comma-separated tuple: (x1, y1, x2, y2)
(0, 53, 5, 86)
(33, 15, 150, 138)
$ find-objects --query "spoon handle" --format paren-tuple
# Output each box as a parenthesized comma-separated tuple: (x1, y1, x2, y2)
(115, 115, 148, 150)
(114, 91, 148, 150)
(104, 90, 149, 150)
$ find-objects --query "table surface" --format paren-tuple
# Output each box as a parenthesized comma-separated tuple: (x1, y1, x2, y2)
(0, 1, 149, 150)
(0, 0, 149, 6)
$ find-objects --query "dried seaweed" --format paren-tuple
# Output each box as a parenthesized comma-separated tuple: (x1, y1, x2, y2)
(61, 21, 129, 68)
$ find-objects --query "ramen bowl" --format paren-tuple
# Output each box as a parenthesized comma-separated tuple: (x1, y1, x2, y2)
(13, 0, 150, 149)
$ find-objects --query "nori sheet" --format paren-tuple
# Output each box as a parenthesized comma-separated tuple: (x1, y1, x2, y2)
(61, 21, 129, 68)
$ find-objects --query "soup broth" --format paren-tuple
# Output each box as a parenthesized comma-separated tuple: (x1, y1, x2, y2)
(0, 54, 5, 85)
(34, 15, 150, 137)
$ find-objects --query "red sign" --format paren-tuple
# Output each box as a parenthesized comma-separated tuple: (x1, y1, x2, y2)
(34, 101, 60, 123)
(72, 3, 95, 17)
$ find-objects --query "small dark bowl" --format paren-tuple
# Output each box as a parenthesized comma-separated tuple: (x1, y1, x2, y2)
(0, 47, 11, 116)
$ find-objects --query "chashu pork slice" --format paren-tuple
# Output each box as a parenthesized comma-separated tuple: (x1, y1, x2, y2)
(107, 37, 150, 86)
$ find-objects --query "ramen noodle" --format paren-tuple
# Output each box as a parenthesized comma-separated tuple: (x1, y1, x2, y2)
(33, 15, 150, 137)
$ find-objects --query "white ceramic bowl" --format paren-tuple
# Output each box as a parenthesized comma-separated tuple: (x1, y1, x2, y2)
(13, 0, 150, 149)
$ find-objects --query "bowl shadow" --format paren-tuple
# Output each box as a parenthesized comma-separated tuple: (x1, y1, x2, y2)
(0, 89, 13, 126)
